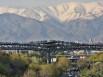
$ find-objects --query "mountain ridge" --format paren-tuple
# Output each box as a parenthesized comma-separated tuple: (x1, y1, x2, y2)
(0, 2, 103, 42)
(0, 2, 103, 21)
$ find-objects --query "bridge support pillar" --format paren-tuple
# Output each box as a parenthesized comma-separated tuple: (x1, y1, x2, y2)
(47, 52, 51, 64)
(85, 50, 91, 55)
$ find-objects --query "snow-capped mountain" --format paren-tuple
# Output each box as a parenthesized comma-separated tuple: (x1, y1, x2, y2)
(0, 2, 103, 21)
(0, 2, 103, 42)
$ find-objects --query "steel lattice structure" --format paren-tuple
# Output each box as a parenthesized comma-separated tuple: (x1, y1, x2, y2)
(0, 40, 103, 51)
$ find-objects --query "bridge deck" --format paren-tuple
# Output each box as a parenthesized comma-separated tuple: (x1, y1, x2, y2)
(0, 41, 103, 51)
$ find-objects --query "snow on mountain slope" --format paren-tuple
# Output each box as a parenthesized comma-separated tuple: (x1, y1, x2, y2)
(0, 2, 103, 42)
(0, 2, 103, 21)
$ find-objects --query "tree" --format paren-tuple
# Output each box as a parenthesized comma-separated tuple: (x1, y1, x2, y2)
(57, 57, 70, 71)
(77, 59, 88, 69)
(80, 53, 103, 77)
(23, 70, 39, 77)
(40, 64, 61, 77)
(0, 64, 11, 76)
(28, 63, 40, 71)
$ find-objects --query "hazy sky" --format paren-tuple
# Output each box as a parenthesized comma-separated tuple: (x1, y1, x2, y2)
(0, 0, 103, 7)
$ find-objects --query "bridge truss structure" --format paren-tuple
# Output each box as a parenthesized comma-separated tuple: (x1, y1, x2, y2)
(0, 40, 103, 63)
(0, 40, 103, 51)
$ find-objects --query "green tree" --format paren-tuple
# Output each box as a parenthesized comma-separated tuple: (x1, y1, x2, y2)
(23, 70, 39, 77)
(40, 64, 61, 77)
(57, 57, 70, 71)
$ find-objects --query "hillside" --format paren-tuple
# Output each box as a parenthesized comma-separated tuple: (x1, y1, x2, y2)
(0, 2, 103, 42)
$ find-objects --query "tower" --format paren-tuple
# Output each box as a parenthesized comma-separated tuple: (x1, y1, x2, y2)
(89, 38, 93, 44)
